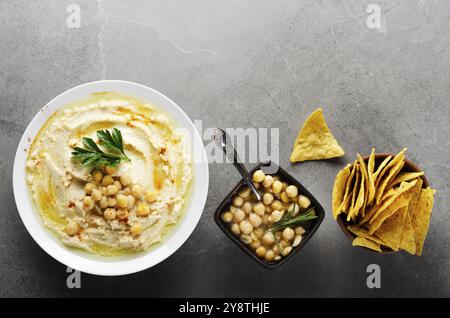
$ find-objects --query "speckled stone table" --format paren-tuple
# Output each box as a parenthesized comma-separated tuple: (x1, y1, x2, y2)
(1, 0, 449, 297)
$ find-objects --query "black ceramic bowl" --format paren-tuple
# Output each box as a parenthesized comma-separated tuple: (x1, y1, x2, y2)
(214, 161, 325, 269)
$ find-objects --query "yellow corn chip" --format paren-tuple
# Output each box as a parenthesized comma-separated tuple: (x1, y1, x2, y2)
(375, 149, 406, 204)
(400, 212, 416, 255)
(347, 225, 385, 245)
(347, 165, 360, 221)
(411, 188, 436, 256)
(356, 153, 370, 216)
(367, 148, 376, 205)
(389, 171, 424, 188)
(352, 237, 382, 252)
(373, 155, 392, 179)
(332, 164, 352, 219)
(374, 206, 408, 251)
(368, 195, 409, 235)
(290, 108, 345, 162)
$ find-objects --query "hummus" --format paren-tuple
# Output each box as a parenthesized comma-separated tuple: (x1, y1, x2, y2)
(26, 92, 192, 256)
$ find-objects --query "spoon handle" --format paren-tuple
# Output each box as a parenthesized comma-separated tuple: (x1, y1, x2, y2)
(213, 128, 261, 201)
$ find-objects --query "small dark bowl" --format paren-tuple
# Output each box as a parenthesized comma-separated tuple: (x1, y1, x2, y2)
(337, 153, 430, 253)
(214, 161, 325, 269)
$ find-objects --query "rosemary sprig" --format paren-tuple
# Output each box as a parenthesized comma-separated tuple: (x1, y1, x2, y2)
(71, 128, 129, 168)
(267, 208, 317, 233)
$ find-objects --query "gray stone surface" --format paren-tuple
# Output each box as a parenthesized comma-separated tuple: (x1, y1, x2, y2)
(1, 0, 449, 297)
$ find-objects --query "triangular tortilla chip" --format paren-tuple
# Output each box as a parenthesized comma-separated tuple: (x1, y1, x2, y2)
(368, 179, 417, 225)
(332, 163, 352, 219)
(406, 178, 423, 217)
(389, 171, 424, 188)
(352, 237, 381, 252)
(374, 206, 408, 251)
(400, 212, 416, 255)
(373, 155, 392, 179)
(368, 195, 409, 235)
(290, 108, 345, 162)
(352, 166, 365, 219)
(347, 165, 360, 221)
(367, 148, 376, 205)
(347, 225, 385, 245)
(375, 149, 407, 204)
(410, 188, 436, 256)
(356, 153, 370, 217)
(339, 160, 357, 214)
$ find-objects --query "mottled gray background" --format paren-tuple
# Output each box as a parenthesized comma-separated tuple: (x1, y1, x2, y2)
(1, 0, 449, 298)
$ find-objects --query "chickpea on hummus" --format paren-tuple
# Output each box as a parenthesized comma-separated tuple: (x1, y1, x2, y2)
(26, 93, 192, 256)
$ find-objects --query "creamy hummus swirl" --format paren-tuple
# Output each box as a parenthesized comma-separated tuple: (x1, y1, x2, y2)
(26, 93, 192, 255)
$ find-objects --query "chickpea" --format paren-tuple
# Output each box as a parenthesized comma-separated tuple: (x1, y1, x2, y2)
(83, 196, 94, 210)
(221, 212, 233, 223)
(298, 195, 311, 209)
(280, 240, 290, 248)
(286, 185, 298, 198)
(99, 197, 108, 209)
(256, 246, 266, 258)
(130, 223, 142, 236)
(107, 197, 117, 207)
(100, 186, 107, 196)
(91, 189, 102, 201)
(272, 180, 282, 194)
(238, 187, 251, 199)
(250, 232, 258, 241)
(262, 175, 274, 188)
(242, 202, 253, 214)
(262, 232, 275, 246)
(116, 208, 129, 220)
(137, 202, 150, 217)
(106, 184, 119, 196)
(272, 245, 281, 255)
(65, 222, 79, 236)
(251, 240, 261, 249)
(103, 208, 116, 220)
(271, 210, 284, 222)
(84, 182, 96, 194)
(231, 223, 241, 235)
(233, 196, 244, 207)
(131, 184, 144, 198)
(282, 227, 295, 241)
(116, 194, 128, 208)
(254, 228, 264, 239)
(295, 226, 306, 235)
(253, 182, 260, 189)
(239, 220, 254, 235)
(249, 213, 262, 227)
(280, 192, 290, 203)
(234, 208, 246, 222)
(127, 195, 136, 208)
(240, 235, 252, 245)
(145, 190, 157, 203)
(265, 206, 272, 213)
(261, 214, 270, 225)
(263, 193, 274, 205)
(229, 205, 237, 214)
(271, 200, 282, 211)
(113, 180, 123, 190)
(123, 187, 131, 195)
(252, 170, 265, 183)
(281, 182, 288, 192)
(282, 246, 293, 256)
(293, 235, 302, 247)
(287, 203, 300, 216)
(120, 173, 132, 186)
(253, 203, 265, 216)
(105, 165, 117, 175)
(92, 170, 103, 182)
(102, 175, 114, 186)
(274, 255, 281, 261)
(265, 249, 275, 262)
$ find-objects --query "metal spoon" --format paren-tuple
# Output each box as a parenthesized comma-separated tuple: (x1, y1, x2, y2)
(213, 128, 262, 201)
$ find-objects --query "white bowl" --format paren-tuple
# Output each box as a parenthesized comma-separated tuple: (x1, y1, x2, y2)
(13, 80, 209, 276)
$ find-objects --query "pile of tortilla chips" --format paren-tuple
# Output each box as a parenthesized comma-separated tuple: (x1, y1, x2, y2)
(290, 108, 345, 162)
(332, 148, 436, 255)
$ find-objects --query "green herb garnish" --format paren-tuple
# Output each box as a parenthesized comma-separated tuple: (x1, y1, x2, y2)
(71, 128, 129, 168)
(267, 208, 317, 233)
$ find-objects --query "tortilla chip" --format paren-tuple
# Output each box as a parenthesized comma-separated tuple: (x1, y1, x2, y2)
(367, 148, 376, 205)
(339, 160, 357, 213)
(410, 188, 436, 256)
(406, 178, 423, 217)
(368, 195, 409, 235)
(332, 164, 352, 219)
(347, 165, 360, 221)
(373, 155, 392, 179)
(389, 171, 424, 188)
(353, 165, 365, 219)
(347, 225, 385, 245)
(356, 153, 370, 216)
(290, 108, 345, 162)
(367, 179, 417, 225)
(352, 237, 382, 252)
(400, 212, 416, 255)
(375, 149, 407, 204)
(374, 206, 408, 251)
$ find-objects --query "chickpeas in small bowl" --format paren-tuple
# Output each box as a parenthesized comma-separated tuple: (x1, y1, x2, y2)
(214, 161, 325, 269)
